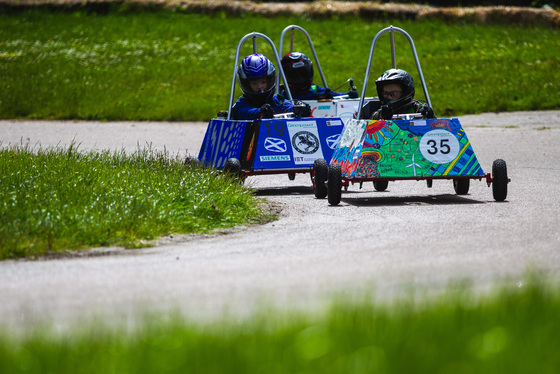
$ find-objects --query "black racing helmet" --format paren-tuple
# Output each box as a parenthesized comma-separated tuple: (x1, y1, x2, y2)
(375, 68, 415, 112)
(281, 52, 314, 92)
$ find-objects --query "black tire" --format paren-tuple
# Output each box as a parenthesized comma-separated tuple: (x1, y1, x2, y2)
(288, 172, 296, 181)
(224, 158, 242, 179)
(373, 180, 389, 192)
(492, 159, 508, 202)
(327, 163, 342, 206)
(183, 156, 200, 167)
(313, 158, 328, 199)
(426, 179, 433, 188)
(453, 178, 470, 195)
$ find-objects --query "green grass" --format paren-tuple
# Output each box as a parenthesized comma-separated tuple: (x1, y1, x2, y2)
(1, 8, 560, 362)
(0, 276, 559, 373)
(0, 144, 268, 259)
(1, 9, 559, 120)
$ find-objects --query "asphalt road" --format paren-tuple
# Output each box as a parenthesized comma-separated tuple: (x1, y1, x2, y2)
(1, 111, 559, 332)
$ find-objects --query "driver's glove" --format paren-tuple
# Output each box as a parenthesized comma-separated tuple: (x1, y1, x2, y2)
(347, 90, 359, 98)
(420, 104, 435, 118)
(380, 105, 394, 120)
(259, 103, 274, 119)
(301, 102, 312, 117)
(319, 89, 334, 100)
(293, 101, 312, 118)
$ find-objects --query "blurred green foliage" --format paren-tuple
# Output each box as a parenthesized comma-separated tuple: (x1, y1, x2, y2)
(0, 275, 559, 373)
(0, 9, 559, 120)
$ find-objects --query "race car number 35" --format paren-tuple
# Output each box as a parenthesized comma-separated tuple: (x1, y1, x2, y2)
(419, 129, 460, 164)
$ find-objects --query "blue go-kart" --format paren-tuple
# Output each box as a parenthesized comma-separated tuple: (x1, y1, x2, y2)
(197, 31, 346, 182)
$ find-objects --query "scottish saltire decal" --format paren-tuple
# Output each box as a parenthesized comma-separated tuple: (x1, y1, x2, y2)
(264, 137, 287, 153)
(326, 134, 341, 149)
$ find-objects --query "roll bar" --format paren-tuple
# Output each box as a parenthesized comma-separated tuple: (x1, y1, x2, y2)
(277, 24, 329, 90)
(227, 32, 293, 120)
(356, 26, 433, 120)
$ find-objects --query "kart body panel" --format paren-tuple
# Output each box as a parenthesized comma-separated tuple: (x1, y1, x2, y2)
(198, 117, 344, 174)
(331, 117, 486, 181)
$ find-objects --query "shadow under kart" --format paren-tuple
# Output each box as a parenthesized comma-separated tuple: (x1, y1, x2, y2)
(312, 26, 510, 206)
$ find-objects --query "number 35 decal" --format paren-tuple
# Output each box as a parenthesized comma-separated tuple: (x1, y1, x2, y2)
(419, 129, 460, 164)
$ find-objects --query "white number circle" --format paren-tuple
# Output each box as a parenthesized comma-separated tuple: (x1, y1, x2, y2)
(419, 129, 460, 164)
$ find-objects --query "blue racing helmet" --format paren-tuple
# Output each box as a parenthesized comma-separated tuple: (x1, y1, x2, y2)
(237, 54, 276, 104)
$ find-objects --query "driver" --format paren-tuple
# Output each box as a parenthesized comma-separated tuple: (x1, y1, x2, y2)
(371, 68, 435, 120)
(280, 51, 356, 100)
(231, 54, 294, 120)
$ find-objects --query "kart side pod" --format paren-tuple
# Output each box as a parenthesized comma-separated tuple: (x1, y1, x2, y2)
(198, 117, 345, 179)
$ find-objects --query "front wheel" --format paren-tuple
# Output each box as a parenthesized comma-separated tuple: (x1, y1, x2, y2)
(453, 178, 470, 195)
(224, 158, 242, 179)
(327, 163, 342, 206)
(492, 159, 508, 201)
(373, 180, 389, 192)
(184, 156, 200, 167)
(313, 158, 328, 199)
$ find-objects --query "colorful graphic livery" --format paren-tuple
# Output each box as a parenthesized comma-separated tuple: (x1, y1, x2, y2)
(332, 118, 485, 179)
(313, 116, 509, 205)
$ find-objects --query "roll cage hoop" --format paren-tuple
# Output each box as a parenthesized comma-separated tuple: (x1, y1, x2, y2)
(227, 32, 293, 120)
(277, 24, 330, 91)
(356, 25, 433, 120)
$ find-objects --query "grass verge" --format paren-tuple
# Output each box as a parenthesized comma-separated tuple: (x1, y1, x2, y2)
(1, 9, 559, 120)
(0, 275, 558, 373)
(0, 144, 270, 260)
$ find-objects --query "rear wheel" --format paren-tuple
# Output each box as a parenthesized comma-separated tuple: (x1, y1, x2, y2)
(373, 180, 389, 191)
(327, 163, 342, 206)
(313, 158, 328, 199)
(492, 159, 508, 201)
(453, 178, 470, 195)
